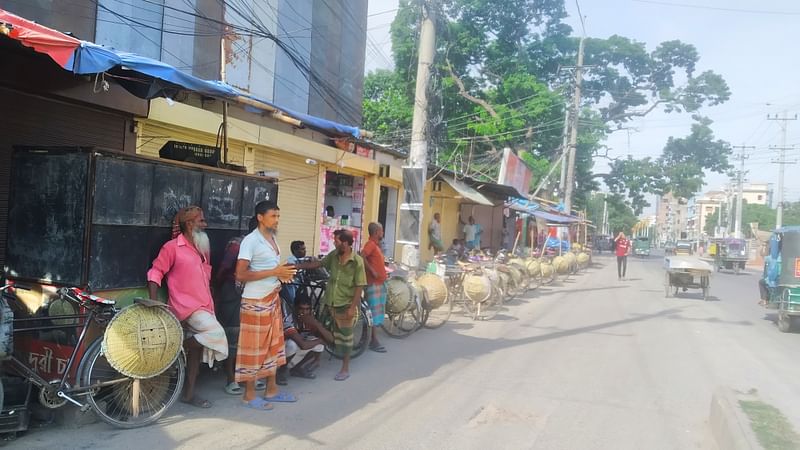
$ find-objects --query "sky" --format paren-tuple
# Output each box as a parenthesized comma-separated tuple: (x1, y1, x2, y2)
(366, 0, 800, 214)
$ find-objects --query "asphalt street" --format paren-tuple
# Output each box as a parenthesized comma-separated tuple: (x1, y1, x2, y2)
(16, 252, 800, 449)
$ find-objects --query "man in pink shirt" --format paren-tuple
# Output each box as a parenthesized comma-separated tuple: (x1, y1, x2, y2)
(148, 206, 228, 408)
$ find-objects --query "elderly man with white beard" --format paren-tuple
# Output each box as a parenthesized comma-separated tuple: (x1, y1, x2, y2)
(148, 206, 228, 409)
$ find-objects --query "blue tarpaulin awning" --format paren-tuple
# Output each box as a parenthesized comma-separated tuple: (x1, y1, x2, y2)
(0, 9, 363, 139)
(532, 209, 581, 224)
(506, 198, 540, 214)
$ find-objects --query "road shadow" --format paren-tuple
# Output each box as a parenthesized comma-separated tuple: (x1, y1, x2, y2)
(665, 314, 753, 326)
(19, 298, 686, 449)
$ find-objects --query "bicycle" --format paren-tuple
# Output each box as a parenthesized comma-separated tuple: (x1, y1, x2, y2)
(0, 282, 185, 429)
(287, 268, 371, 359)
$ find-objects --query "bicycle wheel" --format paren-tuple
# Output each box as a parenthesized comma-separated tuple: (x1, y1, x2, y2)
(321, 305, 370, 360)
(382, 308, 417, 338)
(79, 337, 184, 429)
(473, 295, 501, 321)
(423, 291, 452, 329)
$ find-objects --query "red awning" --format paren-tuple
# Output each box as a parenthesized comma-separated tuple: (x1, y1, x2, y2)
(0, 8, 80, 68)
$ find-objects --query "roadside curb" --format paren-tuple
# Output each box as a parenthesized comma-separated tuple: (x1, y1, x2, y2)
(709, 387, 762, 450)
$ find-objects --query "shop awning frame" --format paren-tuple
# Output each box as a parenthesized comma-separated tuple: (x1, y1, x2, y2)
(0, 8, 364, 139)
(532, 209, 581, 224)
(440, 176, 494, 206)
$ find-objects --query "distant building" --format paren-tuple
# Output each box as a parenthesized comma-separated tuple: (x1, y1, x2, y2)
(739, 183, 771, 207)
(655, 192, 689, 242)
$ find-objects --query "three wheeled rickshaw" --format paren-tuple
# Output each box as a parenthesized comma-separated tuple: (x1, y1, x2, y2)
(761, 227, 800, 332)
(664, 255, 713, 300)
(711, 238, 749, 274)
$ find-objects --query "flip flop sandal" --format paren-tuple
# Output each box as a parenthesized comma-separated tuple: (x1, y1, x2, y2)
(334, 372, 350, 381)
(225, 382, 244, 395)
(242, 397, 273, 411)
(181, 397, 212, 408)
(263, 391, 297, 403)
(255, 379, 267, 390)
(369, 344, 387, 353)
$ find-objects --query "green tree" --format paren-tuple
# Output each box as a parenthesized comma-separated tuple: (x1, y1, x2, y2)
(586, 193, 637, 235)
(362, 70, 414, 149)
(366, 0, 730, 210)
(605, 118, 731, 214)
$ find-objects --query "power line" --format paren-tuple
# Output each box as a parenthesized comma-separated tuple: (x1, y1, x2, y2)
(633, 0, 800, 16)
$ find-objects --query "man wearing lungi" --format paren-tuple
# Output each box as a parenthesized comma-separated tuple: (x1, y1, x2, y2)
(235, 201, 298, 410)
(297, 229, 367, 381)
(361, 222, 388, 353)
(148, 206, 228, 409)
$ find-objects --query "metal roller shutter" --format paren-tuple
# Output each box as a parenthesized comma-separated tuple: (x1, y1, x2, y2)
(0, 88, 129, 271)
(253, 148, 320, 257)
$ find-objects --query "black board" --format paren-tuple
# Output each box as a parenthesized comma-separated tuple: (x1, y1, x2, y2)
(5, 150, 89, 285)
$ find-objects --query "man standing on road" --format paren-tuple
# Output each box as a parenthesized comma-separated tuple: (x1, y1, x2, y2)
(428, 213, 444, 254)
(296, 229, 367, 381)
(463, 216, 482, 250)
(235, 201, 298, 410)
(148, 206, 228, 409)
(362, 222, 388, 353)
(614, 231, 631, 280)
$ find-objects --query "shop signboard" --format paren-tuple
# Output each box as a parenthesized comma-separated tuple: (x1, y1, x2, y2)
(497, 148, 532, 197)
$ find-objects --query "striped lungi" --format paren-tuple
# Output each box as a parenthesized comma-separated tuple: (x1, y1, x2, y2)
(324, 304, 358, 356)
(234, 290, 286, 382)
(365, 283, 387, 326)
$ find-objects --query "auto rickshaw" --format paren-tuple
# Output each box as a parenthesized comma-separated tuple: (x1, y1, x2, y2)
(761, 227, 800, 332)
(713, 238, 749, 274)
(632, 237, 651, 257)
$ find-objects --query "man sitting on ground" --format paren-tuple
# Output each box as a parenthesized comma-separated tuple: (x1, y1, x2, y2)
(285, 297, 332, 378)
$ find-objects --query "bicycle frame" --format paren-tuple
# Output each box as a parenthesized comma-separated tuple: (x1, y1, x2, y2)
(2, 286, 121, 408)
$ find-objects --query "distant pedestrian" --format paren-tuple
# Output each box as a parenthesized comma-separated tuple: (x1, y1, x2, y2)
(428, 213, 444, 254)
(463, 216, 482, 250)
(614, 231, 631, 280)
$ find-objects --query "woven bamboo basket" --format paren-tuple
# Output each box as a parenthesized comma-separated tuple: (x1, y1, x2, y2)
(102, 304, 183, 379)
(553, 256, 570, 274)
(463, 274, 492, 303)
(540, 262, 555, 278)
(577, 252, 591, 267)
(386, 278, 413, 314)
(415, 273, 448, 309)
(564, 252, 577, 269)
(526, 258, 541, 277)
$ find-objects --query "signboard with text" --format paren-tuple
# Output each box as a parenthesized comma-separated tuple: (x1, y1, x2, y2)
(497, 148, 532, 197)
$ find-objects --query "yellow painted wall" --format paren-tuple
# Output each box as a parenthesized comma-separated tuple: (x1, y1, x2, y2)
(420, 181, 464, 263)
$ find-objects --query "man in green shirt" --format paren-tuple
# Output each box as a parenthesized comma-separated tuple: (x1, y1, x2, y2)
(296, 229, 366, 381)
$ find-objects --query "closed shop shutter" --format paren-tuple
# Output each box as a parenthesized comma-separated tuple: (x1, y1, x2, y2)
(253, 148, 320, 256)
(137, 121, 246, 167)
(0, 88, 130, 271)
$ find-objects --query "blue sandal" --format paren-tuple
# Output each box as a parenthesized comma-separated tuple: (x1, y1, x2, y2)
(242, 397, 273, 410)
(263, 391, 297, 403)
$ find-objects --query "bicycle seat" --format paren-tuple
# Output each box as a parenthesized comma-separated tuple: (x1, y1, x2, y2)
(67, 287, 116, 305)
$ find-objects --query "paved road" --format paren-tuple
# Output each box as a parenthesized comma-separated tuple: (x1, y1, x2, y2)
(17, 253, 800, 449)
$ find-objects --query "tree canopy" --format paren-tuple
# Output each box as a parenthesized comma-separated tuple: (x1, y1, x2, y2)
(364, 0, 732, 211)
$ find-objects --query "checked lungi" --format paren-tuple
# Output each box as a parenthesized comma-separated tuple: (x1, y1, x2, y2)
(365, 283, 387, 326)
(234, 290, 286, 382)
(325, 304, 359, 356)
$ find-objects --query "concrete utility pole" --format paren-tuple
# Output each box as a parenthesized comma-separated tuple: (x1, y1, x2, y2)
(563, 36, 585, 214)
(768, 112, 798, 229)
(558, 108, 570, 196)
(732, 144, 754, 238)
(398, 0, 436, 265)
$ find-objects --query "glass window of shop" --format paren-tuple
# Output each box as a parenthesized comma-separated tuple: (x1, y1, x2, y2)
(320, 171, 365, 254)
